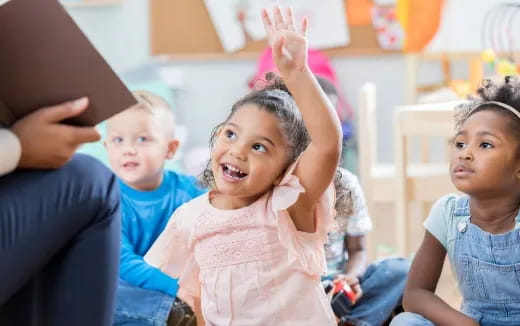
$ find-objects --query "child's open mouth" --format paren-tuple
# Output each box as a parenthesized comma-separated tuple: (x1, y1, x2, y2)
(222, 163, 248, 181)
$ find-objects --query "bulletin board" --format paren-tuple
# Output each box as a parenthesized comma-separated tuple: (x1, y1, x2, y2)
(149, 0, 399, 59)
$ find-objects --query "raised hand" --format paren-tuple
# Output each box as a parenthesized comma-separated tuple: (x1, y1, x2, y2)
(261, 6, 308, 78)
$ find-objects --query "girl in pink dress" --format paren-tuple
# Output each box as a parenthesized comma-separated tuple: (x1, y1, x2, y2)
(145, 7, 342, 326)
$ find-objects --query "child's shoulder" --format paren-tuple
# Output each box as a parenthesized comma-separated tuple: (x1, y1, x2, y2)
(432, 193, 468, 216)
(164, 170, 206, 195)
(425, 193, 470, 248)
(177, 190, 209, 211)
(164, 169, 196, 184)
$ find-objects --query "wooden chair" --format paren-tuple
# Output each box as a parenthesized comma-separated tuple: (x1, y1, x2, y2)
(357, 83, 463, 257)
(404, 52, 483, 104)
(357, 83, 396, 206)
(394, 101, 465, 256)
(357, 83, 396, 259)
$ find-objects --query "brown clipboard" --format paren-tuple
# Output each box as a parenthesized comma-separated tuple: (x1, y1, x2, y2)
(0, 0, 137, 126)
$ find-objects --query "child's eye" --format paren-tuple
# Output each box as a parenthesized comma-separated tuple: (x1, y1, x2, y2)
(252, 143, 266, 152)
(137, 136, 148, 143)
(225, 130, 236, 140)
(455, 141, 465, 149)
(112, 136, 123, 144)
(480, 142, 494, 149)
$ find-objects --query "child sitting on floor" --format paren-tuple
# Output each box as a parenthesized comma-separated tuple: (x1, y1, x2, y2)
(392, 77, 520, 326)
(105, 91, 205, 326)
(325, 167, 409, 326)
(145, 7, 342, 325)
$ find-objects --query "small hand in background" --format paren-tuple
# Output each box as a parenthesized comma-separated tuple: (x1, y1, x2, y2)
(261, 6, 308, 78)
(335, 274, 363, 302)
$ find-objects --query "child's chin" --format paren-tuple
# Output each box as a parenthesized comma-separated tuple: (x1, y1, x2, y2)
(120, 174, 143, 187)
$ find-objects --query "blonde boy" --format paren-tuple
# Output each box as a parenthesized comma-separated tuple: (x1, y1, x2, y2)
(106, 91, 205, 326)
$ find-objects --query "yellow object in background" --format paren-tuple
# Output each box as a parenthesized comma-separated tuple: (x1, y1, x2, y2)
(396, 0, 409, 30)
(449, 80, 472, 99)
(481, 49, 519, 76)
(497, 59, 517, 76)
(397, 0, 444, 52)
(482, 48, 496, 64)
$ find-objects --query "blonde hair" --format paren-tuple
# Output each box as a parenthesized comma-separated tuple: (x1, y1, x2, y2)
(131, 90, 176, 138)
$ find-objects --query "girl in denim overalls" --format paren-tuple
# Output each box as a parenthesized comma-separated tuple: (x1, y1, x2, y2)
(391, 77, 520, 326)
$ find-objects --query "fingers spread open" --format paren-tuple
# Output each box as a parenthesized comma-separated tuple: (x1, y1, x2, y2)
(300, 16, 308, 36)
(285, 7, 296, 31)
(273, 5, 285, 30)
(261, 8, 274, 35)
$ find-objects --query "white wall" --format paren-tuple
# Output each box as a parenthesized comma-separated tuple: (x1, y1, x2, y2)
(67, 0, 452, 165)
(66, 0, 150, 73)
(167, 56, 409, 164)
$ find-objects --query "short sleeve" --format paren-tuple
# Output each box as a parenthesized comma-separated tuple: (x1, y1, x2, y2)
(270, 162, 338, 277)
(423, 195, 456, 250)
(144, 204, 201, 299)
(343, 173, 373, 236)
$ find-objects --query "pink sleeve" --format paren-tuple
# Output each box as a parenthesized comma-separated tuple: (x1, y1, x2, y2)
(144, 204, 201, 299)
(270, 163, 337, 277)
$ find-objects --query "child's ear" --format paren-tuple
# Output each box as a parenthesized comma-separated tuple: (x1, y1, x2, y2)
(165, 139, 180, 159)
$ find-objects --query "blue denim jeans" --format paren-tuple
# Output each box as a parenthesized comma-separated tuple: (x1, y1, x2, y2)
(327, 257, 410, 326)
(0, 154, 120, 326)
(113, 281, 175, 326)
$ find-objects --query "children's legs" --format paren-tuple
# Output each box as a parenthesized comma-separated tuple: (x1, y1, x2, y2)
(114, 280, 177, 325)
(389, 312, 435, 326)
(341, 257, 410, 326)
(0, 154, 121, 326)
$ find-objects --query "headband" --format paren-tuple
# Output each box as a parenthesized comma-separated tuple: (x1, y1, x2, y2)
(470, 101, 520, 119)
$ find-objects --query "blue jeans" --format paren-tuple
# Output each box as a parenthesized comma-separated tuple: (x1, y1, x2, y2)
(114, 280, 175, 326)
(329, 257, 410, 326)
(0, 154, 121, 326)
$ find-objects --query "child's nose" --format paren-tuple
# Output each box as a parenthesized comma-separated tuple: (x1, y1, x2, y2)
(458, 147, 473, 161)
(123, 144, 137, 156)
(229, 144, 246, 161)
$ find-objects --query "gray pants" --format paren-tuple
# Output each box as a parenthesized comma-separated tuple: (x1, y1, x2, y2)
(0, 154, 121, 326)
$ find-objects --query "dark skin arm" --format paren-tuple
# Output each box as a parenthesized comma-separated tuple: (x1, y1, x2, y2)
(335, 235, 367, 301)
(10, 98, 100, 169)
(403, 231, 478, 326)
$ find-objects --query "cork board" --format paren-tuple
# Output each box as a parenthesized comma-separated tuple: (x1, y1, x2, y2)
(149, 0, 397, 59)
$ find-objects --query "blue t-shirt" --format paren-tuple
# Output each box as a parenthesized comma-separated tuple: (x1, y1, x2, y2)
(119, 170, 206, 297)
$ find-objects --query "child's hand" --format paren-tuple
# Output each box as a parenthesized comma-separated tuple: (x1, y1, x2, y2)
(335, 274, 363, 302)
(261, 6, 308, 78)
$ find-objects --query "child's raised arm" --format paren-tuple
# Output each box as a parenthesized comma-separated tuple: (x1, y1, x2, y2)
(404, 231, 478, 326)
(261, 7, 342, 232)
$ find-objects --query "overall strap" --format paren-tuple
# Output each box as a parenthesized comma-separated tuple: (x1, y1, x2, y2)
(454, 195, 470, 217)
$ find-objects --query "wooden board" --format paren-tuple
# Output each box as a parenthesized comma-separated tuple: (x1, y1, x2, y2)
(149, 0, 398, 59)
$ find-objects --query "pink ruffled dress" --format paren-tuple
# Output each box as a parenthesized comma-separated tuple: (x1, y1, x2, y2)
(144, 167, 337, 326)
